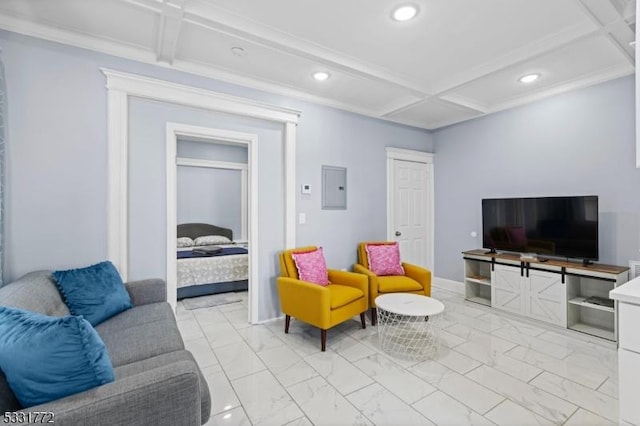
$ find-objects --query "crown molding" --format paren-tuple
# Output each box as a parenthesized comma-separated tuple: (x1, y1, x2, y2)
(0, 12, 412, 126)
(0, 12, 157, 63)
(0, 5, 634, 132)
(101, 67, 301, 123)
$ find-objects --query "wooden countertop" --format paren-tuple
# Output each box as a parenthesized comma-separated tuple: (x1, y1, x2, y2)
(462, 249, 629, 275)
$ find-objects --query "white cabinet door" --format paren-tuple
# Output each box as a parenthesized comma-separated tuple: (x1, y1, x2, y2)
(619, 348, 640, 425)
(525, 269, 567, 327)
(492, 264, 524, 315)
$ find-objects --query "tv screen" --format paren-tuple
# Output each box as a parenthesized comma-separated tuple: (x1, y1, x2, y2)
(482, 196, 599, 260)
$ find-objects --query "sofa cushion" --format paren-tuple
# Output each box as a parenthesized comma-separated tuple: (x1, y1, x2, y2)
(378, 276, 423, 293)
(53, 261, 133, 326)
(0, 370, 21, 413)
(114, 350, 211, 423)
(96, 312, 184, 367)
(96, 302, 175, 330)
(0, 306, 115, 408)
(0, 271, 69, 317)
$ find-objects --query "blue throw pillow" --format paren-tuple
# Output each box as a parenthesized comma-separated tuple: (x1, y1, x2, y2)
(0, 306, 115, 407)
(52, 261, 132, 326)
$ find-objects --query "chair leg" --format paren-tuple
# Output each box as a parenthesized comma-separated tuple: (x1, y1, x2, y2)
(321, 329, 327, 351)
(285, 315, 291, 333)
(360, 312, 366, 329)
(371, 307, 377, 326)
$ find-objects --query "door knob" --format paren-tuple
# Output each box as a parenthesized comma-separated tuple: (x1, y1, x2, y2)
(395, 231, 402, 236)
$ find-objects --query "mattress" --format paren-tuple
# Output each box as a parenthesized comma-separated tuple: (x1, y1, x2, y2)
(177, 246, 248, 288)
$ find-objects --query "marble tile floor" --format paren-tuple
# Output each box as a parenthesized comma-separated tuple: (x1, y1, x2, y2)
(176, 288, 619, 426)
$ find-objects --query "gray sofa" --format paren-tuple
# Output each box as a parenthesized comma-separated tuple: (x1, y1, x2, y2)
(0, 271, 211, 426)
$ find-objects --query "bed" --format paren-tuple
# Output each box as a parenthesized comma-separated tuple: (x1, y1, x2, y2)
(176, 223, 248, 299)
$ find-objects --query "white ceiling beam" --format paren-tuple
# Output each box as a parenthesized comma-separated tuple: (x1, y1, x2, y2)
(183, 1, 430, 97)
(119, 0, 163, 13)
(437, 95, 488, 114)
(429, 23, 595, 96)
(431, 23, 628, 102)
(477, 64, 633, 122)
(181, 2, 631, 122)
(574, 0, 635, 65)
(156, 0, 185, 64)
(378, 96, 428, 118)
(379, 98, 428, 118)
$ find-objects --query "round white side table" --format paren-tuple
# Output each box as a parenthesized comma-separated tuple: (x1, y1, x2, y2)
(375, 293, 445, 360)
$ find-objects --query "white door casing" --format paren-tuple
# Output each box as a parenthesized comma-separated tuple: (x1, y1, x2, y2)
(386, 148, 434, 270)
(103, 68, 300, 320)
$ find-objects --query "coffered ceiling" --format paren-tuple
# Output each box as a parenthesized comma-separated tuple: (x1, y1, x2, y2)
(0, 0, 635, 129)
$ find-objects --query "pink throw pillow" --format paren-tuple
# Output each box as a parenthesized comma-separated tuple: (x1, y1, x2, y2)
(366, 242, 405, 276)
(292, 247, 330, 286)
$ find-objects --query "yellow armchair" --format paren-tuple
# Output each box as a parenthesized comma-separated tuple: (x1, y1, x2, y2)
(355, 242, 432, 325)
(277, 246, 368, 351)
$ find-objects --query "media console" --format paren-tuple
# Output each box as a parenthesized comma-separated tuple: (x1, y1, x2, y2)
(462, 249, 629, 341)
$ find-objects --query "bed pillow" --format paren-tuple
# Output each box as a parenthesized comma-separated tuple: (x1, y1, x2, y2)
(292, 247, 330, 286)
(365, 242, 405, 276)
(0, 306, 115, 408)
(194, 235, 232, 246)
(52, 261, 132, 326)
(177, 237, 194, 248)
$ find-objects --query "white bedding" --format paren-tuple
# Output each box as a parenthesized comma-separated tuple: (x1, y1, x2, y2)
(177, 246, 248, 288)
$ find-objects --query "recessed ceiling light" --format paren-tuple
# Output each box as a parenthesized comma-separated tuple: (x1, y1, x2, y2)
(313, 71, 330, 81)
(230, 46, 247, 57)
(392, 4, 419, 21)
(518, 73, 541, 83)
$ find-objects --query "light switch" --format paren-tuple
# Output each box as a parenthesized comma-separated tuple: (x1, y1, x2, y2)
(299, 213, 306, 224)
(301, 184, 311, 195)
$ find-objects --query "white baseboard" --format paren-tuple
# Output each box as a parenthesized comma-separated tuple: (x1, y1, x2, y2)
(432, 276, 464, 294)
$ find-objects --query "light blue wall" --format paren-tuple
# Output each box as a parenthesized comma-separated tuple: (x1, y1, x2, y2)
(176, 140, 246, 238)
(177, 168, 243, 237)
(295, 106, 435, 269)
(177, 139, 248, 163)
(128, 98, 284, 319)
(1, 31, 432, 320)
(433, 76, 640, 282)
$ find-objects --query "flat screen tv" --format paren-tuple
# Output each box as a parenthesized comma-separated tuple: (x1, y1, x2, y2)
(482, 195, 599, 261)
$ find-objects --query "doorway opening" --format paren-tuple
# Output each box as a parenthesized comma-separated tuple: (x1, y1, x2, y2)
(167, 123, 259, 324)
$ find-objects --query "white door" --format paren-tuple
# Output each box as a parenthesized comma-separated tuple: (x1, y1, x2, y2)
(525, 270, 567, 327)
(492, 264, 524, 315)
(391, 159, 431, 267)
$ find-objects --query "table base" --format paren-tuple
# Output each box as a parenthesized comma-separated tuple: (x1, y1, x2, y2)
(377, 310, 442, 361)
